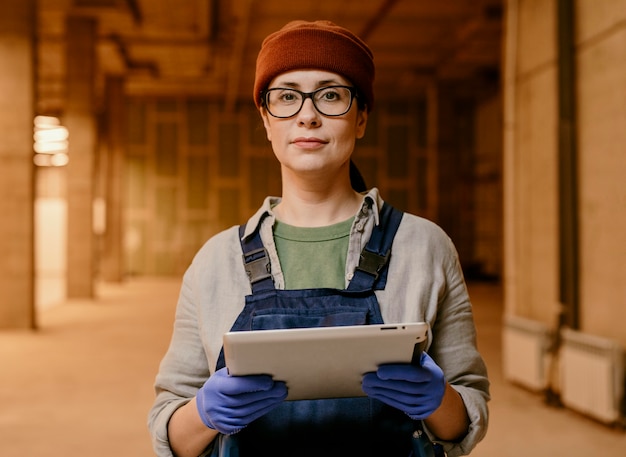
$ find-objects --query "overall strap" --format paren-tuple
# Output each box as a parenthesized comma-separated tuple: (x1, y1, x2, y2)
(239, 203, 403, 293)
(239, 224, 275, 293)
(347, 203, 404, 292)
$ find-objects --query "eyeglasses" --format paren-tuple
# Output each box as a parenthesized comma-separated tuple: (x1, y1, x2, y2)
(262, 85, 358, 118)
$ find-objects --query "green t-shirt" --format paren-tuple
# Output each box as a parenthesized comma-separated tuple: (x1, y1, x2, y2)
(273, 217, 354, 290)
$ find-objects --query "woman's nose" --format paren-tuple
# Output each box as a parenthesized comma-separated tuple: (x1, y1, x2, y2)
(296, 98, 321, 126)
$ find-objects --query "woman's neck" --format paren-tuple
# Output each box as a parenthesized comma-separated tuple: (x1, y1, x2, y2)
(274, 181, 363, 227)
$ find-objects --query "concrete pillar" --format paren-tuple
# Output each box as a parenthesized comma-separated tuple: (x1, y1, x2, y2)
(65, 16, 97, 298)
(0, 1, 36, 328)
(99, 76, 126, 282)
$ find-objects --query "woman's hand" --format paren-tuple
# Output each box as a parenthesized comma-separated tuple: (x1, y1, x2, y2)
(362, 353, 446, 420)
(196, 367, 288, 435)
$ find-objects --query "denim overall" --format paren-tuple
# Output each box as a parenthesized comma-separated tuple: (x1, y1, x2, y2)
(213, 203, 428, 457)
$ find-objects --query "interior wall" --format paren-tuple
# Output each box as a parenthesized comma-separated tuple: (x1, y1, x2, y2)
(122, 91, 504, 280)
(575, 0, 626, 343)
(35, 168, 67, 310)
(121, 96, 474, 277)
(123, 99, 280, 276)
(0, 0, 36, 328)
(474, 94, 503, 280)
(504, 0, 561, 324)
(436, 84, 476, 270)
(504, 0, 626, 347)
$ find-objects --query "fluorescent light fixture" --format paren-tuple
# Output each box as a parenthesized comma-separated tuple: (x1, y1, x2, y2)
(34, 126, 69, 143)
(34, 116, 69, 166)
(34, 115, 60, 127)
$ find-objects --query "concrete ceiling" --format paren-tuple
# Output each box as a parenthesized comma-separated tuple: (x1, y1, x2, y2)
(37, 0, 503, 113)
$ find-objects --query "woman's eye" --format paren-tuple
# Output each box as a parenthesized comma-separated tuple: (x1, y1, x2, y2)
(279, 91, 298, 103)
(317, 88, 347, 103)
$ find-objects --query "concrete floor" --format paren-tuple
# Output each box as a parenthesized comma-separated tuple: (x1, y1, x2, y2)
(1, 278, 625, 456)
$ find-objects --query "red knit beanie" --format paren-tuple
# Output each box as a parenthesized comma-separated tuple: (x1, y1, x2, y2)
(253, 20, 375, 112)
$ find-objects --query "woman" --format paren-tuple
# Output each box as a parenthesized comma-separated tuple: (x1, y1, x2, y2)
(148, 20, 489, 457)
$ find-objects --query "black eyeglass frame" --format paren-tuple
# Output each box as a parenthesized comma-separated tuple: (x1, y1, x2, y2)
(261, 85, 359, 118)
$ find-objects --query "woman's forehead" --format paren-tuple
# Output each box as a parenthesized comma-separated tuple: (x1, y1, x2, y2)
(268, 70, 351, 89)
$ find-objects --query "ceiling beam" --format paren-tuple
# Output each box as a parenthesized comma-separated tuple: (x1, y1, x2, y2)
(72, 0, 142, 24)
(224, 0, 253, 113)
(108, 34, 159, 77)
(124, 0, 142, 24)
(359, 0, 400, 40)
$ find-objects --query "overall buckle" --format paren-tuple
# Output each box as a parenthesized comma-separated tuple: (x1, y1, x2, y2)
(355, 249, 390, 280)
(242, 248, 271, 284)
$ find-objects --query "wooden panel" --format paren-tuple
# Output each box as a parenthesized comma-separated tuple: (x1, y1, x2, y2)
(155, 122, 178, 176)
(218, 187, 241, 229)
(126, 156, 147, 209)
(387, 124, 409, 178)
(126, 100, 146, 144)
(187, 99, 210, 146)
(218, 122, 240, 177)
(186, 156, 210, 209)
(123, 94, 439, 275)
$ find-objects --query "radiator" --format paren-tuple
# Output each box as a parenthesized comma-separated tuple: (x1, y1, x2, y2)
(502, 315, 552, 391)
(559, 329, 624, 424)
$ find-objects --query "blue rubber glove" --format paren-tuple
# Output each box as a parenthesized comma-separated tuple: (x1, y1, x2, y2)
(362, 352, 446, 420)
(196, 367, 288, 435)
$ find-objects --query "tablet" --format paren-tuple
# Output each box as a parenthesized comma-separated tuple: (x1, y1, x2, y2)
(223, 322, 429, 400)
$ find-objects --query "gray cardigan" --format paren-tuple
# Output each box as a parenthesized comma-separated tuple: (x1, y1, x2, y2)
(148, 188, 490, 457)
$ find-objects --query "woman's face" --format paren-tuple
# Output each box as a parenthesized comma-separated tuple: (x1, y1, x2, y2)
(260, 70, 368, 181)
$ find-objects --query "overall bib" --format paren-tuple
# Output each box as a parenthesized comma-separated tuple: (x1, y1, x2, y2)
(213, 203, 419, 457)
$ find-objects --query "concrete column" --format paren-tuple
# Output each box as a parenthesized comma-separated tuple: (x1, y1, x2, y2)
(0, 1, 36, 328)
(100, 76, 126, 282)
(65, 16, 97, 298)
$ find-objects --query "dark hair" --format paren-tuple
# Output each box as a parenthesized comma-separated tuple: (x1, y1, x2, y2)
(349, 160, 367, 192)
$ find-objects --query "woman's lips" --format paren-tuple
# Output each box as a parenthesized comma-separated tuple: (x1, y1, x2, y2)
(292, 137, 328, 149)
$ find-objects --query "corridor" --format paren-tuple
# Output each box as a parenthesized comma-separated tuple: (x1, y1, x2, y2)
(1, 278, 624, 456)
